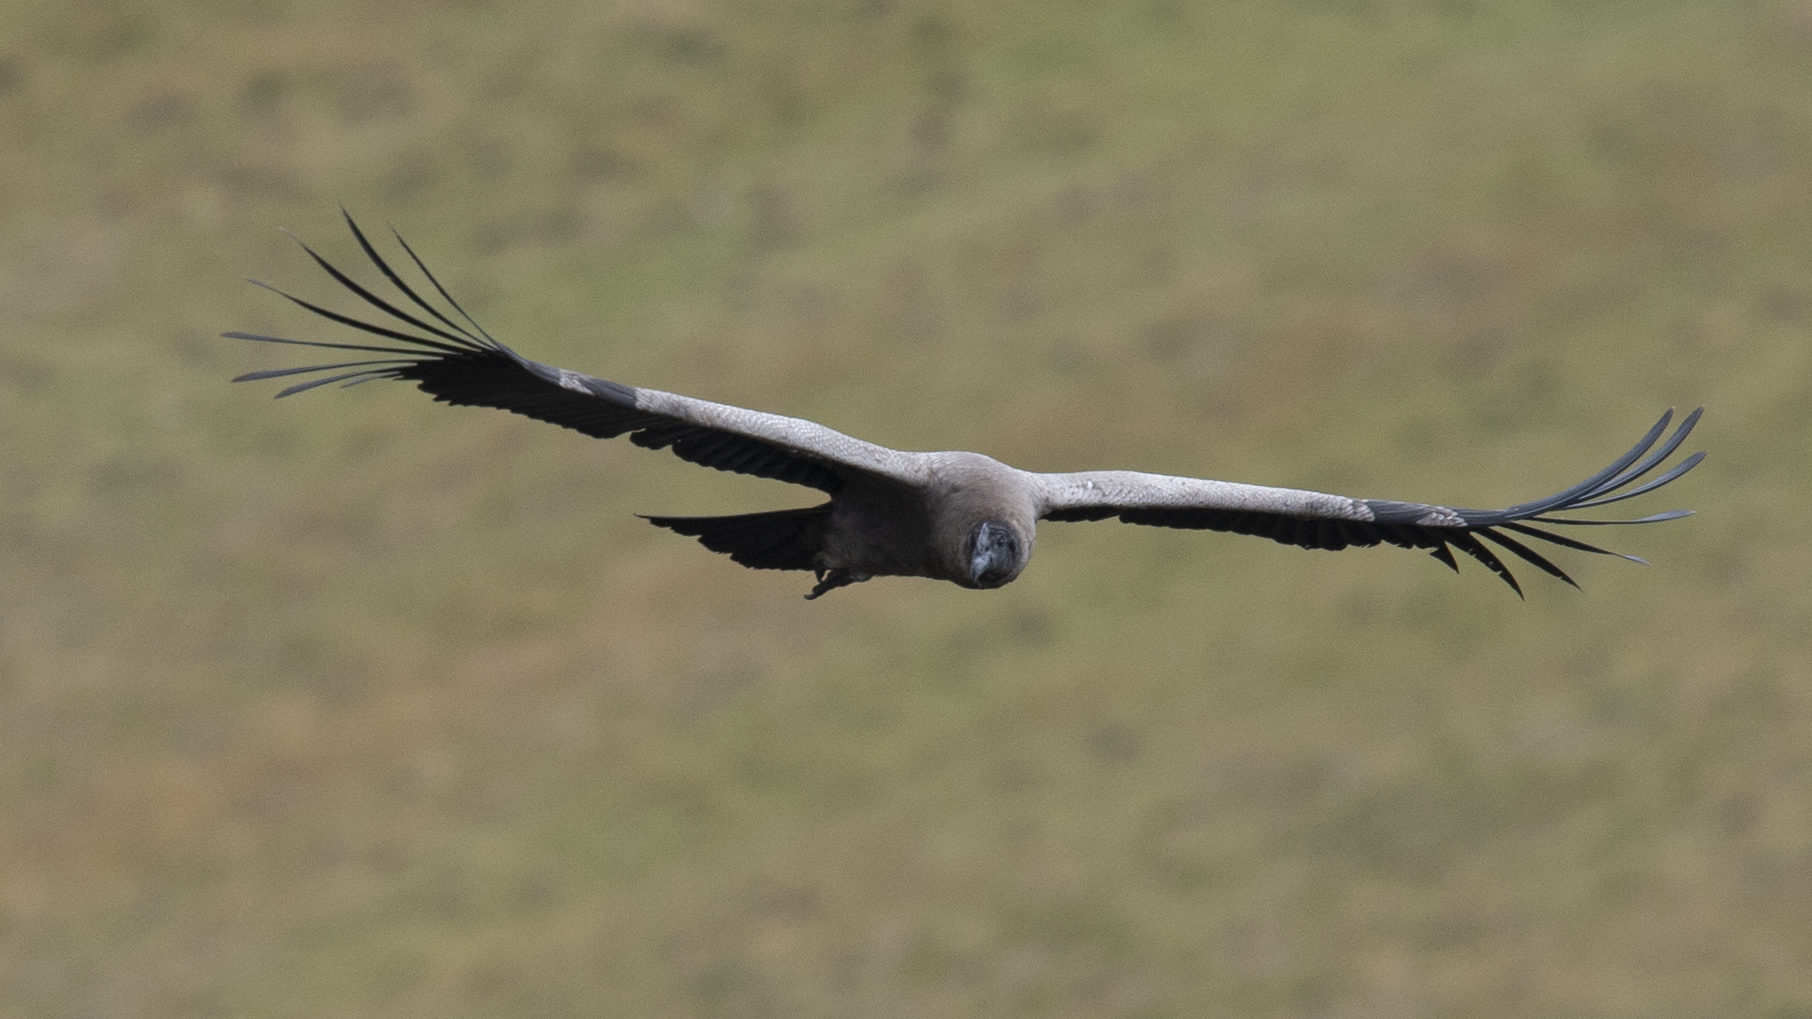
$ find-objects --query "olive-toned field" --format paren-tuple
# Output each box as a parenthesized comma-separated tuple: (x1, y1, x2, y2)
(4, 2, 1809, 1015)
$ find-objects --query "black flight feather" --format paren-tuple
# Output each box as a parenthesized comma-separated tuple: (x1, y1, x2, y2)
(230, 213, 845, 493)
(1049, 408, 1702, 595)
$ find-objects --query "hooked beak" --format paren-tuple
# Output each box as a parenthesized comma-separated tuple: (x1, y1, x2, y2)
(970, 521, 999, 585)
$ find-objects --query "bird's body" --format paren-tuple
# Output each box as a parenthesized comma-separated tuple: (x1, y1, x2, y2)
(232, 214, 1702, 599)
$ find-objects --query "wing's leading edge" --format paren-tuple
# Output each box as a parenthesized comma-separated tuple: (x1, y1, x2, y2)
(1039, 408, 1703, 595)
(229, 212, 925, 493)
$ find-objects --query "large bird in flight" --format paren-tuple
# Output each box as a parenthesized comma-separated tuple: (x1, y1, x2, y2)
(231, 214, 1703, 599)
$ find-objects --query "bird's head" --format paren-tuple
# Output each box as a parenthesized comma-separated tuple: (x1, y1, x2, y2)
(965, 519, 1028, 589)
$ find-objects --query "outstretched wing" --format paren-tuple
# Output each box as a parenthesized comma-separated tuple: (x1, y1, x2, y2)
(1035, 409, 1703, 595)
(228, 212, 926, 494)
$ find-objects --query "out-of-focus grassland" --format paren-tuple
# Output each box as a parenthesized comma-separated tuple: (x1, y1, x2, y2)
(3, 0, 1810, 1014)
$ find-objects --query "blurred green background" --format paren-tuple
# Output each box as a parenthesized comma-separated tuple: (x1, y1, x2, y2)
(4, 0, 1810, 1014)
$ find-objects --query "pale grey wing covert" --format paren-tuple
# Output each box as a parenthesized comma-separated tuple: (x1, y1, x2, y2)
(1035, 408, 1703, 595)
(227, 211, 928, 495)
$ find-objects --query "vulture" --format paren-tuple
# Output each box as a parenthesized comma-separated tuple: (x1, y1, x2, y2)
(231, 214, 1703, 600)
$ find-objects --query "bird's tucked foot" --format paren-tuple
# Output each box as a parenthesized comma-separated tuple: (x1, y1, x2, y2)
(805, 567, 868, 600)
